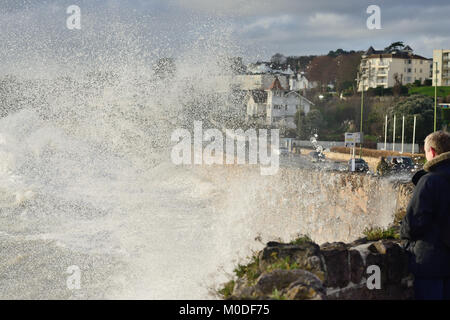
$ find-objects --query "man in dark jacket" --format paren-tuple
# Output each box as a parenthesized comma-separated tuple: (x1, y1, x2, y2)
(401, 130, 450, 300)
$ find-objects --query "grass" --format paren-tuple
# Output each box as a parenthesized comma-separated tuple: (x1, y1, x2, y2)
(233, 253, 261, 285)
(266, 255, 300, 273)
(219, 235, 316, 298)
(269, 288, 286, 300)
(289, 234, 313, 245)
(409, 86, 450, 98)
(363, 226, 400, 241)
(218, 280, 235, 299)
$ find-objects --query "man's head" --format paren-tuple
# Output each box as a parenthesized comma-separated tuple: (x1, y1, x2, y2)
(424, 131, 450, 161)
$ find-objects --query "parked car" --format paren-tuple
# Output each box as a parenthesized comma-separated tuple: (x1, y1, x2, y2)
(348, 158, 369, 172)
(308, 151, 326, 162)
(386, 156, 416, 172)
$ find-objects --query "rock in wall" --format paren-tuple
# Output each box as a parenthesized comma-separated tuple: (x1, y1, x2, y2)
(226, 239, 414, 300)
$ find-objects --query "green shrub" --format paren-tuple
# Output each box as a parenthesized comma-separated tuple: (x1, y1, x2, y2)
(218, 280, 235, 299)
(269, 288, 286, 300)
(266, 256, 300, 273)
(363, 226, 399, 241)
(233, 253, 261, 285)
(289, 234, 313, 245)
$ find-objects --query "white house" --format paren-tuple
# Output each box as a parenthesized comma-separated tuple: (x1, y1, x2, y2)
(246, 77, 314, 129)
(289, 72, 316, 91)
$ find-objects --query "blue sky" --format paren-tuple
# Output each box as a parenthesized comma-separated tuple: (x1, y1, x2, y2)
(1, 0, 449, 62)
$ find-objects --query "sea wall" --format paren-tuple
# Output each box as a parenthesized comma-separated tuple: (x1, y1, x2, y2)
(197, 165, 413, 245)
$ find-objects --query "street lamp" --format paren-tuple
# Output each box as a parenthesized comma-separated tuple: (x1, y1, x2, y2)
(357, 61, 369, 158)
(434, 61, 439, 131)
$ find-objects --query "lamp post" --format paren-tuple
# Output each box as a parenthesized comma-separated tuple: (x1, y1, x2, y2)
(384, 114, 388, 150)
(401, 115, 405, 154)
(412, 115, 417, 154)
(357, 61, 369, 158)
(393, 114, 396, 152)
(435, 61, 438, 132)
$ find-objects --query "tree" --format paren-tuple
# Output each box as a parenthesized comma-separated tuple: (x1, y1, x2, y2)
(286, 55, 316, 72)
(295, 110, 307, 139)
(304, 109, 325, 137)
(335, 52, 362, 93)
(390, 94, 439, 143)
(270, 53, 287, 65)
(307, 56, 337, 92)
(384, 41, 405, 53)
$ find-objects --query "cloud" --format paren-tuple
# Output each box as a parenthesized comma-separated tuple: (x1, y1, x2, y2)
(1, 0, 449, 60)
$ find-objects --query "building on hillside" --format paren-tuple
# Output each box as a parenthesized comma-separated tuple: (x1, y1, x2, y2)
(235, 74, 290, 91)
(357, 45, 432, 92)
(246, 77, 314, 129)
(289, 72, 317, 91)
(433, 49, 450, 86)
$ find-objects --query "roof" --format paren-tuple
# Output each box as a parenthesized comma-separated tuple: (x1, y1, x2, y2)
(284, 91, 315, 105)
(363, 45, 430, 60)
(268, 77, 285, 90)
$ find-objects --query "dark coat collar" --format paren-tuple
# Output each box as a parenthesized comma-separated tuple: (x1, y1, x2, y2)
(423, 151, 450, 172)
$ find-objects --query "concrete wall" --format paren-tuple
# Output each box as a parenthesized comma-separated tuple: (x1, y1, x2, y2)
(198, 165, 411, 245)
(377, 143, 420, 154)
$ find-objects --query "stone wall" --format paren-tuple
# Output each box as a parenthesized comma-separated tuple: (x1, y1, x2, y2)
(226, 239, 414, 300)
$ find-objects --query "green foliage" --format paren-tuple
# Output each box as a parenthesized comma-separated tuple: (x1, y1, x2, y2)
(363, 227, 400, 241)
(269, 288, 286, 300)
(218, 280, 235, 299)
(289, 234, 313, 245)
(384, 41, 405, 53)
(266, 256, 300, 273)
(390, 94, 439, 142)
(409, 86, 450, 98)
(233, 253, 261, 285)
(295, 109, 326, 138)
(368, 86, 394, 96)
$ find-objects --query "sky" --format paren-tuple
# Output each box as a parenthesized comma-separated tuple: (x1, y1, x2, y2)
(1, 0, 449, 62)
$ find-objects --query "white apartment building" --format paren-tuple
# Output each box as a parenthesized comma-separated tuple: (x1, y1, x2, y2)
(246, 77, 313, 129)
(358, 46, 432, 92)
(433, 49, 450, 86)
